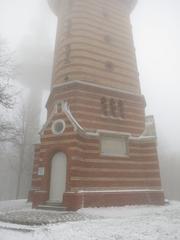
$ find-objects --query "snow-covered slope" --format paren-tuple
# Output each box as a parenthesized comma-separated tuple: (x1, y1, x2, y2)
(0, 200, 180, 240)
(0, 199, 31, 213)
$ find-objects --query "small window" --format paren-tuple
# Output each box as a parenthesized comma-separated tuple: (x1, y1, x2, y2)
(102, 9, 109, 18)
(104, 35, 112, 44)
(105, 61, 114, 72)
(57, 102, 62, 113)
(38, 167, 45, 176)
(118, 100, 125, 118)
(101, 97, 108, 116)
(64, 75, 70, 81)
(101, 135, 128, 157)
(101, 98, 125, 119)
(109, 98, 117, 117)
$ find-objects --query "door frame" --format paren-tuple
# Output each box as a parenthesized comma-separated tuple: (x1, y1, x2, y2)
(47, 147, 70, 201)
(49, 152, 67, 202)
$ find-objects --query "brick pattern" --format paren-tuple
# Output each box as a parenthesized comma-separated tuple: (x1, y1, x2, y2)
(29, 0, 164, 208)
(30, 83, 163, 208)
(51, 0, 140, 94)
(64, 191, 165, 211)
(47, 83, 146, 136)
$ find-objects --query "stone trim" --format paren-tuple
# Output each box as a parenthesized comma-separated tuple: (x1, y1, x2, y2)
(48, 0, 137, 16)
(52, 80, 141, 97)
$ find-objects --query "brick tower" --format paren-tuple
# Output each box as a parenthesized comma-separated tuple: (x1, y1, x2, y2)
(29, 0, 164, 210)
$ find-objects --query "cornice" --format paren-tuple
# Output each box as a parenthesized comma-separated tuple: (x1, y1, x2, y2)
(47, 0, 137, 16)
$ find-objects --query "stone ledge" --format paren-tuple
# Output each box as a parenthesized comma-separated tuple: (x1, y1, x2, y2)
(64, 190, 165, 210)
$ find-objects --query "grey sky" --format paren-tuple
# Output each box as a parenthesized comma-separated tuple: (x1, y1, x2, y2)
(0, 0, 179, 156)
(132, 0, 180, 154)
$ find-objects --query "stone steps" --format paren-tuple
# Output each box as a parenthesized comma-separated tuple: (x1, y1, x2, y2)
(37, 201, 68, 212)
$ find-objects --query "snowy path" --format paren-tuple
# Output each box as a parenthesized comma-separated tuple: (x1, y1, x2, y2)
(0, 199, 31, 213)
(0, 200, 180, 240)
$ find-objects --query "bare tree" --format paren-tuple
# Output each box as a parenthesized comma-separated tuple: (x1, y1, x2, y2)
(0, 38, 40, 199)
(11, 100, 37, 199)
(0, 37, 19, 144)
(0, 121, 21, 143)
(0, 97, 36, 199)
(0, 38, 14, 109)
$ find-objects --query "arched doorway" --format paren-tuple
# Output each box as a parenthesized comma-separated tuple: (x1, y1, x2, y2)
(49, 152, 67, 202)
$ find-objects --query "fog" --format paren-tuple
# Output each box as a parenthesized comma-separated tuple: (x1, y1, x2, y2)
(132, 0, 180, 154)
(131, 0, 180, 200)
(0, 0, 179, 200)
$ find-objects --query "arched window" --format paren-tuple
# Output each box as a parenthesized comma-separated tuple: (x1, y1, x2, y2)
(56, 102, 62, 113)
(118, 100, 124, 118)
(101, 97, 108, 116)
(100, 98, 125, 118)
(110, 98, 116, 117)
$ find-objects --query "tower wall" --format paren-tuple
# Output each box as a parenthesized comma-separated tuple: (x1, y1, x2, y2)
(51, 0, 140, 93)
(29, 0, 164, 209)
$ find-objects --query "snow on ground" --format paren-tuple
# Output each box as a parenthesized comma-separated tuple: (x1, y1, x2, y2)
(0, 199, 31, 213)
(0, 200, 180, 240)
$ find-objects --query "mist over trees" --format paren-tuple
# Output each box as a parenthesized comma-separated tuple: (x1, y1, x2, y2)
(0, 39, 13, 109)
(0, 38, 27, 199)
(0, 0, 55, 200)
(0, 38, 17, 143)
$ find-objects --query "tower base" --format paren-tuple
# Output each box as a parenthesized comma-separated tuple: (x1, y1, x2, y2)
(64, 190, 164, 211)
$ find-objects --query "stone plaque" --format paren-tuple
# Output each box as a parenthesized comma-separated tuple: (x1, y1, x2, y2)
(38, 167, 45, 176)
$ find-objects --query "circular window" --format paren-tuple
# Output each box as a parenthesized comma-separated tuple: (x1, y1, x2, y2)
(52, 119, 66, 136)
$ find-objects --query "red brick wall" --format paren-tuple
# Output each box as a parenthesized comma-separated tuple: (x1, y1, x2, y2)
(47, 82, 146, 136)
(29, 83, 163, 207)
(51, 0, 141, 94)
(64, 191, 164, 210)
